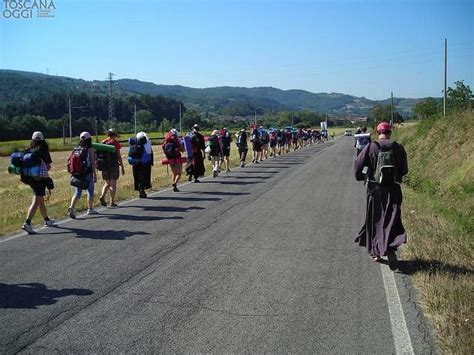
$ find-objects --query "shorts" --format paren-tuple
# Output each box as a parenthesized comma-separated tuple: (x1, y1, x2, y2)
(30, 180, 47, 197)
(102, 165, 120, 181)
(222, 147, 231, 157)
(74, 174, 94, 198)
(253, 142, 262, 152)
(270, 141, 277, 147)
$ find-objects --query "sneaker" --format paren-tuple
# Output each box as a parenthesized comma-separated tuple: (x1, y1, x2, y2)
(226, 169, 231, 173)
(109, 203, 118, 208)
(194, 179, 200, 183)
(87, 208, 98, 215)
(213, 170, 218, 178)
(44, 219, 56, 227)
(99, 196, 107, 206)
(21, 223, 36, 235)
(139, 190, 147, 198)
(68, 207, 76, 219)
(172, 184, 180, 192)
(188, 175, 193, 182)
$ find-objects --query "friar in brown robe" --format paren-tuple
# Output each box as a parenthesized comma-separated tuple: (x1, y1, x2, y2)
(353, 122, 408, 269)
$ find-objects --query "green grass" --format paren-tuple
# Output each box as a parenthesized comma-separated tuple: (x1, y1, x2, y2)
(392, 112, 473, 354)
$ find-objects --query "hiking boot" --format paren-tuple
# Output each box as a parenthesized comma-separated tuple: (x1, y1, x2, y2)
(87, 208, 98, 215)
(387, 250, 398, 271)
(99, 196, 107, 206)
(188, 175, 193, 182)
(213, 170, 218, 178)
(68, 207, 76, 219)
(44, 219, 56, 227)
(172, 183, 180, 192)
(21, 223, 36, 235)
(226, 169, 231, 173)
(109, 203, 118, 208)
(194, 179, 200, 183)
(139, 190, 147, 198)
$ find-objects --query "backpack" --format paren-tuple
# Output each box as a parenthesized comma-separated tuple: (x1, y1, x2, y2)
(96, 141, 117, 171)
(9, 149, 41, 177)
(356, 137, 369, 150)
(163, 142, 178, 159)
(373, 141, 397, 185)
(67, 146, 90, 176)
(251, 129, 260, 142)
(128, 143, 143, 165)
(237, 131, 247, 146)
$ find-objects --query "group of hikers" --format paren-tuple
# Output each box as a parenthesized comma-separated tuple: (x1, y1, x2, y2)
(12, 121, 408, 272)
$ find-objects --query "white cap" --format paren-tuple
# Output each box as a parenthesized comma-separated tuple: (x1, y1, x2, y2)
(80, 131, 91, 140)
(32, 131, 44, 141)
(170, 129, 180, 136)
(136, 131, 147, 140)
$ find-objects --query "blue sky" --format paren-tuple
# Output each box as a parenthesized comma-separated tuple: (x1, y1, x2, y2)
(1, 0, 472, 99)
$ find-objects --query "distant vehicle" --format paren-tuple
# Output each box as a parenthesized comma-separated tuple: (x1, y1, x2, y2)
(344, 130, 353, 136)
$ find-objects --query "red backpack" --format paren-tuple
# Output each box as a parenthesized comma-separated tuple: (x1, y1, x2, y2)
(67, 146, 90, 176)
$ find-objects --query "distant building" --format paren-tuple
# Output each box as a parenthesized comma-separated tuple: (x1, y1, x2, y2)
(347, 115, 368, 124)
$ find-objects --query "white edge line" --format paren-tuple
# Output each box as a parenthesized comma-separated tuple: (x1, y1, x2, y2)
(381, 265, 415, 355)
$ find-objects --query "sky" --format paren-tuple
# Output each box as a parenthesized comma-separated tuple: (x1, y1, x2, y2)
(0, 0, 472, 100)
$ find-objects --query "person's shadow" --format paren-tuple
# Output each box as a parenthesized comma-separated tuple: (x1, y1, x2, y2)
(0, 283, 93, 309)
(396, 259, 474, 276)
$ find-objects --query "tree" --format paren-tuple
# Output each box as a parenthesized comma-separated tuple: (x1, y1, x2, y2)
(370, 105, 392, 122)
(447, 80, 473, 112)
(182, 109, 202, 131)
(413, 98, 440, 119)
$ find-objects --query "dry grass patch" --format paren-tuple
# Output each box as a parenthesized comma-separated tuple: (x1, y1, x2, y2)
(394, 113, 473, 354)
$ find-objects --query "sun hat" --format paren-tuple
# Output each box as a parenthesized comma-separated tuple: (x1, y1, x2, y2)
(211, 130, 219, 136)
(106, 128, 118, 137)
(170, 129, 180, 137)
(32, 131, 44, 141)
(80, 131, 91, 140)
(193, 124, 200, 129)
(376, 122, 392, 134)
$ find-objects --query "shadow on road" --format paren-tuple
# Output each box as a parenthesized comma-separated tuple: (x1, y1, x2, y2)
(226, 175, 272, 180)
(192, 191, 251, 196)
(137, 206, 205, 213)
(238, 170, 280, 174)
(0, 283, 93, 309)
(396, 259, 474, 276)
(149, 196, 222, 202)
(199, 180, 263, 186)
(55, 226, 151, 240)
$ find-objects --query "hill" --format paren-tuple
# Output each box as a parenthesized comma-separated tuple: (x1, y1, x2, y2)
(0, 69, 421, 116)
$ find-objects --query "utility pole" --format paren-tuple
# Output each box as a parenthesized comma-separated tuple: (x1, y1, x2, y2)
(108, 72, 116, 126)
(391, 92, 394, 125)
(68, 96, 72, 144)
(134, 103, 137, 134)
(254, 109, 257, 127)
(443, 38, 447, 116)
(179, 103, 182, 133)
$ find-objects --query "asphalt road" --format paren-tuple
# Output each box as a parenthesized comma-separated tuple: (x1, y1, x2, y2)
(0, 137, 435, 354)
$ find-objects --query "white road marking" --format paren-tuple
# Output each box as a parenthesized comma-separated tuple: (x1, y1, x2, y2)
(381, 265, 415, 355)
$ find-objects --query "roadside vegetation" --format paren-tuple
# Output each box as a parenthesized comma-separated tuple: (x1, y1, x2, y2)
(393, 112, 473, 354)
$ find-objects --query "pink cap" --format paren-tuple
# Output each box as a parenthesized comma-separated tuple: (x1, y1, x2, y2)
(376, 122, 392, 134)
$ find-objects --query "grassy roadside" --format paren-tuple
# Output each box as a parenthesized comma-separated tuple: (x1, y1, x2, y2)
(393, 113, 473, 354)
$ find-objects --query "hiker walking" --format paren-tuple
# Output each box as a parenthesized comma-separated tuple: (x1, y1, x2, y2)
(162, 129, 185, 192)
(353, 122, 408, 270)
(98, 129, 125, 207)
(250, 126, 262, 163)
(220, 127, 232, 172)
(235, 128, 248, 167)
(20, 131, 55, 234)
(128, 131, 153, 198)
(355, 126, 371, 156)
(67, 131, 98, 218)
(208, 130, 222, 177)
(189, 124, 205, 182)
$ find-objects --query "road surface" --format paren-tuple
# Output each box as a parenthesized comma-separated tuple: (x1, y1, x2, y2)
(0, 137, 435, 353)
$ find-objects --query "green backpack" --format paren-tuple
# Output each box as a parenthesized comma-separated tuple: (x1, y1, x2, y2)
(373, 141, 397, 185)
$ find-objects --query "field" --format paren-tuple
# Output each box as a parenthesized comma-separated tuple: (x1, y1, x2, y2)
(0, 129, 344, 236)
